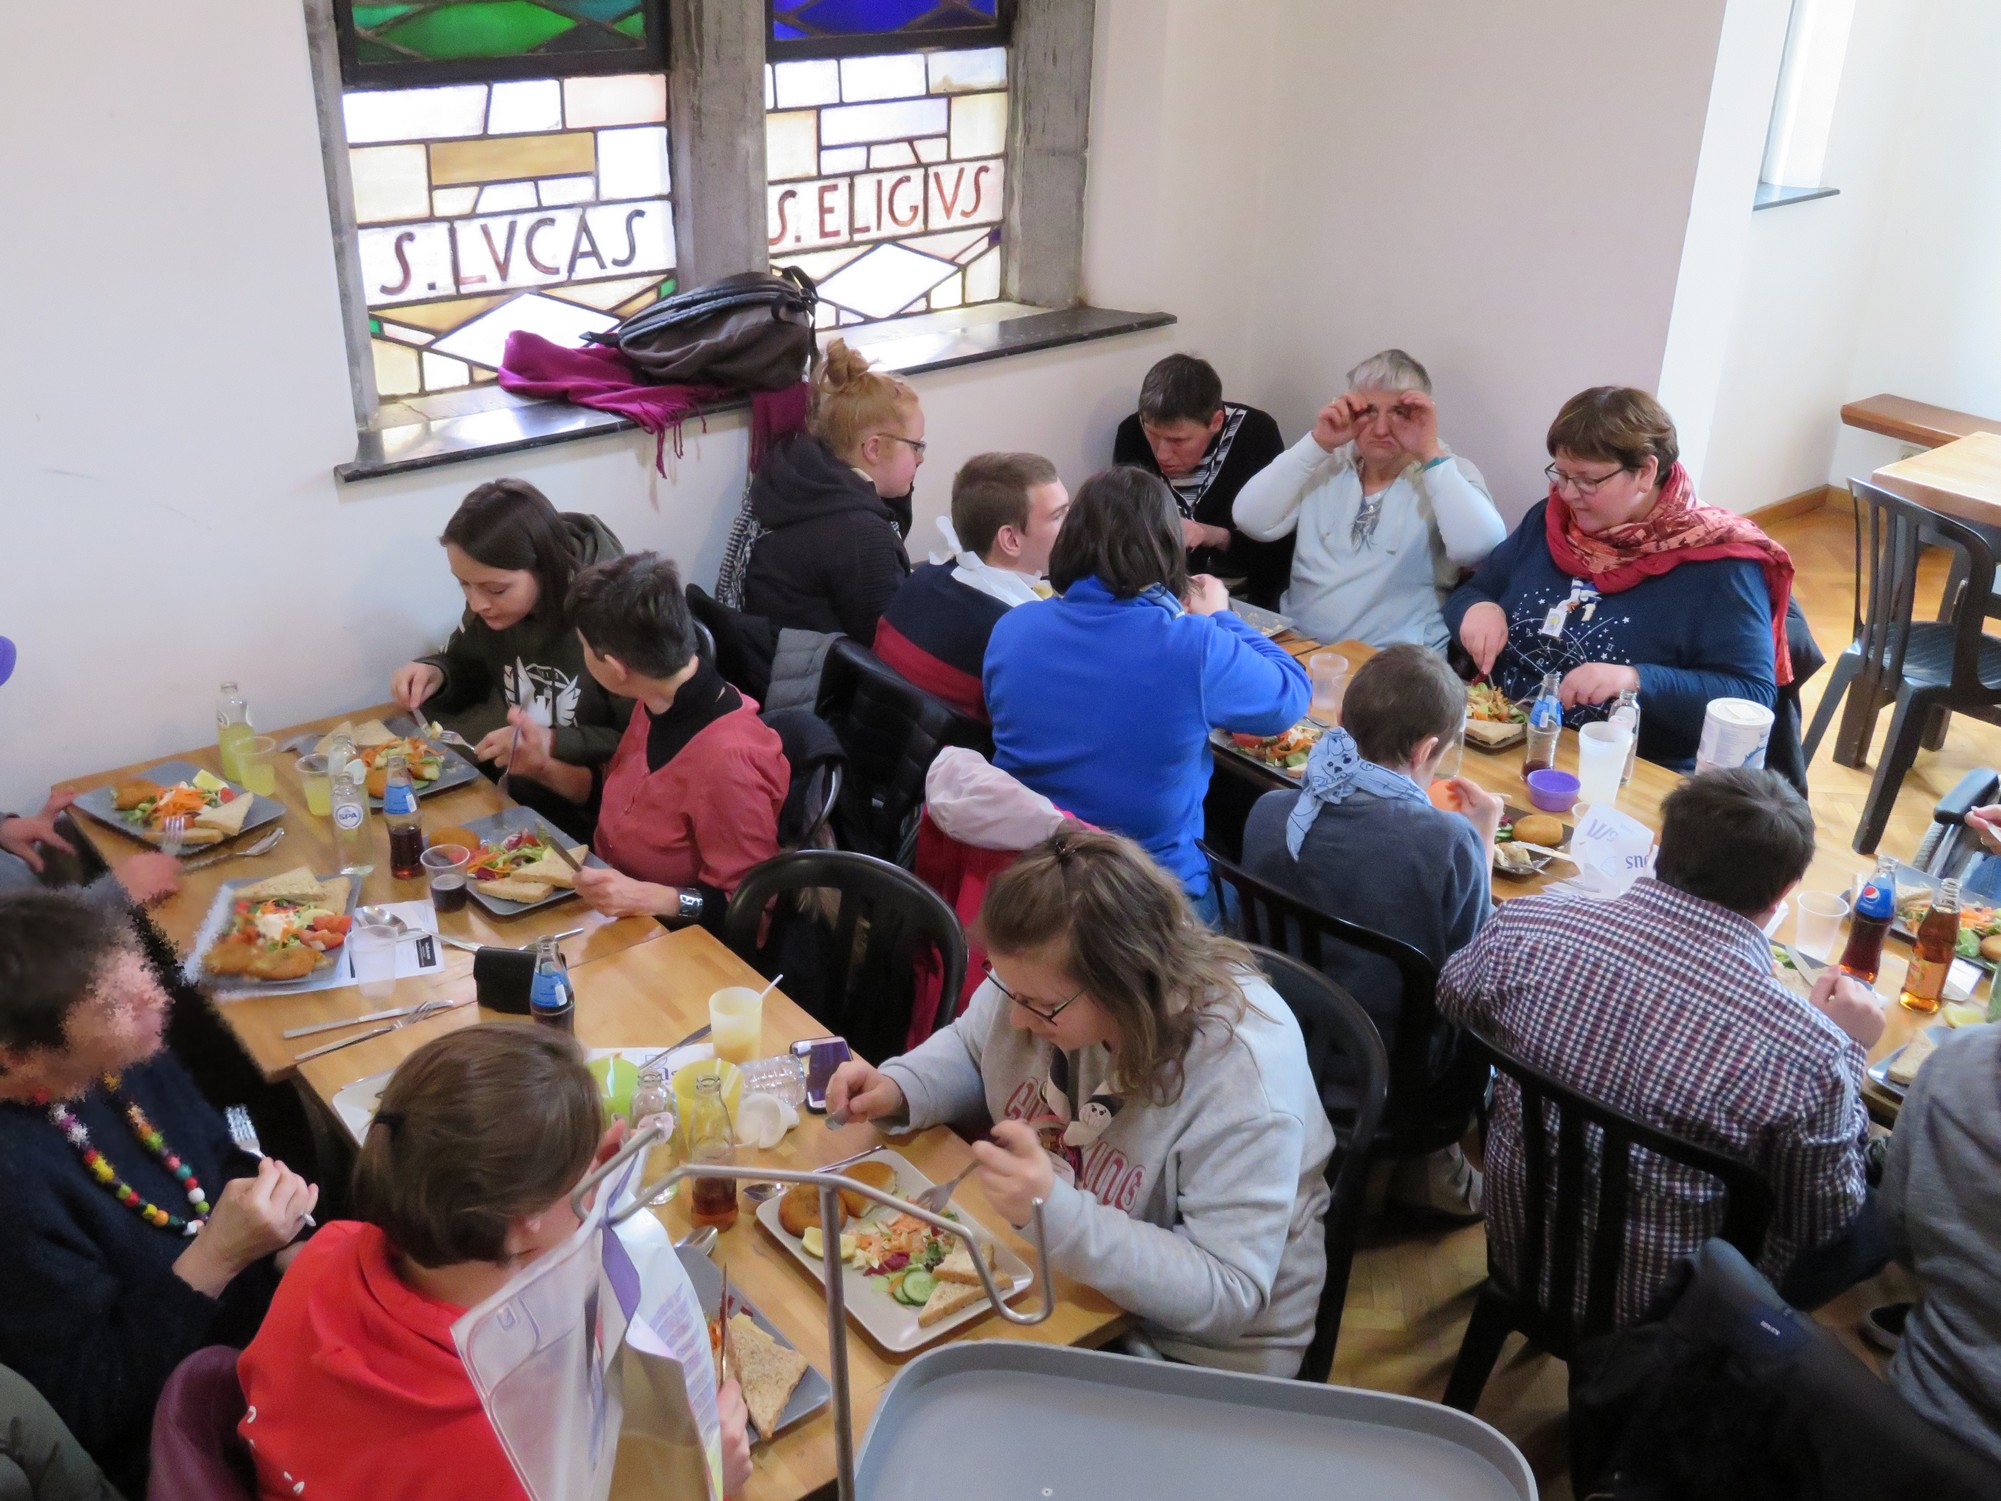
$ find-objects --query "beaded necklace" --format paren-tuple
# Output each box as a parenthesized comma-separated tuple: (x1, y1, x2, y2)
(41, 1074, 211, 1236)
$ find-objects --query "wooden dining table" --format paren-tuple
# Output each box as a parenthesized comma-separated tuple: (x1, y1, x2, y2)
(1214, 634, 1939, 1124)
(1873, 428, 2001, 528)
(57, 705, 1128, 1501)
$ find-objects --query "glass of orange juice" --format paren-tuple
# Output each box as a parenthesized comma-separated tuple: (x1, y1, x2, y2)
(709, 986, 764, 1064)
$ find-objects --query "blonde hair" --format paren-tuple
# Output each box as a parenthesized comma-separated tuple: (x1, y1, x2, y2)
(979, 827, 1255, 1106)
(811, 338, 919, 461)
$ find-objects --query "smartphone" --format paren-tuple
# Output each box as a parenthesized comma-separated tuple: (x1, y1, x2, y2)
(790, 1036, 852, 1112)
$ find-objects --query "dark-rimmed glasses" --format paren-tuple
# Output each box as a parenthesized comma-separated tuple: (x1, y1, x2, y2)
(984, 962, 1083, 1023)
(1544, 461, 1630, 497)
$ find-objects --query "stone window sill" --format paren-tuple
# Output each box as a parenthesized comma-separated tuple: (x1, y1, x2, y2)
(337, 302, 1175, 482)
(1753, 181, 1840, 211)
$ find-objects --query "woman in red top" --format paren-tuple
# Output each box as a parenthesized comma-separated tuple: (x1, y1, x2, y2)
(503, 552, 789, 932)
(237, 1027, 751, 1501)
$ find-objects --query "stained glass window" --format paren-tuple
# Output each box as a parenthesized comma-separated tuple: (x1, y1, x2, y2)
(347, 74, 674, 399)
(339, 1, 665, 89)
(768, 0, 1006, 61)
(766, 47, 1006, 327)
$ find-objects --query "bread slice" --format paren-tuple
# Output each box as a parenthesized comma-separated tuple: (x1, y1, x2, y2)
(194, 792, 255, 837)
(351, 719, 401, 747)
(726, 1313, 809, 1438)
(235, 867, 329, 903)
(512, 850, 584, 888)
(1888, 1027, 1938, 1086)
(171, 827, 226, 848)
(313, 721, 357, 757)
(917, 1277, 993, 1327)
(478, 876, 553, 904)
(315, 877, 352, 914)
(934, 1238, 997, 1286)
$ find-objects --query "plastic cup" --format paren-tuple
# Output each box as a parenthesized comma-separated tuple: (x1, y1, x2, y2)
(421, 843, 471, 915)
(1795, 890, 1851, 962)
(709, 985, 764, 1064)
(238, 736, 279, 798)
(671, 1058, 743, 1122)
(296, 754, 332, 817)
(1576, 722, 1632, 807)
(350, 921, 399, 1000)
(1306, 652, 1350, 725)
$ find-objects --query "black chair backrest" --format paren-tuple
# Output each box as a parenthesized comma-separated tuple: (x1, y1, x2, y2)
(1851, 477, 2001, 691)
(760, 708, 846, 849)
(687, 583, 777, 700)
(1469, 1030, 1774, 1351)
(815, 637, 989, 864)
(723, 849, 968, 1064)
(1246, 945, 1387, 1383)
(1202, 843, 1476, 1154)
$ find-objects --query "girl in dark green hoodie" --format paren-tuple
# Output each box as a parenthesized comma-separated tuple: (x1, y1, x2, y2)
(391, 480, 630, 778)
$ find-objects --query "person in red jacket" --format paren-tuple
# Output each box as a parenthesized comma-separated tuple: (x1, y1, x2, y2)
(503, 552, 790, 932)
(237, 1026, 753, 1501)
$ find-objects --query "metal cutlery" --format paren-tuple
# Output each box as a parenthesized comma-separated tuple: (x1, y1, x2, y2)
(1512, 841, 1583, 865)
(158, 815, 187, 859)
(181, 826, 285, 871)
(910, 1161, 979, 1215)
(283, 1000, 441, 1039)
(292, 996, 469, 1063)
(224, 1105, 315, 1226)
(636, 1022, 712, 1073)
(717, 1262, 736, 1389)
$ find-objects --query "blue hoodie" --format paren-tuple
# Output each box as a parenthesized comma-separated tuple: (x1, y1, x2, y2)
(984, 578, 1310, 895)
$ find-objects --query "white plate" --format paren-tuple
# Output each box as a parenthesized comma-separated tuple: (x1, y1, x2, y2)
(754, 1149, 1031, 1353)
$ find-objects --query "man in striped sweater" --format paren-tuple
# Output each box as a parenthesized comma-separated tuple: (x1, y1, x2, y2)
(874, 453, 1068, 721)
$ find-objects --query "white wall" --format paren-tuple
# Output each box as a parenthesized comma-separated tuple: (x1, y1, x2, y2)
(1239, 0, 1729, 520)
(0, 0, 1734, 812)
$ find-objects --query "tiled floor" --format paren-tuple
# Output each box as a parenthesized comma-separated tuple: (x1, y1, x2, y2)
(1329, 501, 1971, 1496)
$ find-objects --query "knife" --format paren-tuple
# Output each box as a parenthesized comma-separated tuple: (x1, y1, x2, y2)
(548, 838, 586, 875)
(637, 1022, 712, 1073)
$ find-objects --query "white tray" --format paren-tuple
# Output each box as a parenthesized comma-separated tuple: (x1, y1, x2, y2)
(754, 1148, 1030, 1353)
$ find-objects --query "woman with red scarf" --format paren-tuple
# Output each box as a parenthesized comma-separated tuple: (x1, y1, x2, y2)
(1444, 387, 1793, 770)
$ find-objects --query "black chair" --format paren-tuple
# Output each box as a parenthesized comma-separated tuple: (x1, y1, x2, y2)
(1246, 946, 1389, 1382)
(1912, 765, 2001, 879)
(687, 582, 778, 700)
(723, 849, 968, 1065)
(815, 637, 990, 865)
(1441, 1031, 1774, 1414)
(1802, 478, 2001, 853)
(1202, 844, 1481, 1160)
(760, 708, 845, 850)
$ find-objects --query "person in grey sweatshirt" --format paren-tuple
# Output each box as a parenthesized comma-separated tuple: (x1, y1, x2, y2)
(1880, 1024, 2001, 1464)
(827, 827, 1334, 1376)
(1233, 349, 1505, 650)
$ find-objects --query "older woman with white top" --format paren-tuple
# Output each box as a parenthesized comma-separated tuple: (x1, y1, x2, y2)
(1233, 350, 1506, 649)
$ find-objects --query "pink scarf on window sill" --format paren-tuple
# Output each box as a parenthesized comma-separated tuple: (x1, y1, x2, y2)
(497, 332, 810, 475)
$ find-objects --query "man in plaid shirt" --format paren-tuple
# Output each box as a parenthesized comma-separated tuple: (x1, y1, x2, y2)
(1440, 768, 1886, 1326)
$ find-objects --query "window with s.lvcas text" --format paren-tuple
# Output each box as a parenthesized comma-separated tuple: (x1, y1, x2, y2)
(336, 1, 677, 399)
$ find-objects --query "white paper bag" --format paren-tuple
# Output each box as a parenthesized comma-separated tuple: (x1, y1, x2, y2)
(1552, 803, 1656, 900)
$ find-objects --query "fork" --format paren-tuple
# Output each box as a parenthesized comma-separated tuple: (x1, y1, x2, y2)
(181, 826, 284, 872)
(224, 1105, 315, 1227)
(157, 814, 187, 859)
(292, 996, 468, 1063)
(911, 1162, 979, 1214)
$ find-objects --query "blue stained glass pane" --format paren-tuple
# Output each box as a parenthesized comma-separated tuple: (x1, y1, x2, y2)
(771, 0, 997, 43)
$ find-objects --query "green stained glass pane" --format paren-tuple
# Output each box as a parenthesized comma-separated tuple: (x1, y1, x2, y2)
(381, 2, 577, 60)
(354, 38, 404, 62)
(370, 316, 384, 335)
(657, 277, 676, 299)
(352, 4, 417, 28)
(614, 12, 645, 36)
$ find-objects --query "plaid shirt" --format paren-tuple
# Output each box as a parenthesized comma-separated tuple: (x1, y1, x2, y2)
(1439, 877, 1871, 1327)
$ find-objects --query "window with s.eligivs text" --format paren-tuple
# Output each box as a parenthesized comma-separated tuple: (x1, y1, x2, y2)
(763, 0, 1012, 329)
(333, 0, 678, 401)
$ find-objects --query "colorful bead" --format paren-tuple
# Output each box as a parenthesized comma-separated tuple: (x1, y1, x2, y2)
(43, 1078, 213, 1236)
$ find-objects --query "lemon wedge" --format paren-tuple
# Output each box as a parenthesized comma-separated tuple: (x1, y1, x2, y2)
(1944, 1001, 1986, 1029)
(799, 1227, 858, 1262)
(192, 769, 227, 792)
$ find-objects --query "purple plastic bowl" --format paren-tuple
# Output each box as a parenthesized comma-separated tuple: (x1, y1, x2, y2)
(1526, 768, 1581, 813)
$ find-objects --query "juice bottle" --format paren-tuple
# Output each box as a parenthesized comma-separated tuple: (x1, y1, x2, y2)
(687, 1074, 739, 1230)
(382, 750, 425, 879)
(1839, 857, 1897, 984)
(216, 682, 254, 782)
(629, 1067, 678, 1205)
(1899, 877, 1959, 1015)
(530, 936, 574, 1033)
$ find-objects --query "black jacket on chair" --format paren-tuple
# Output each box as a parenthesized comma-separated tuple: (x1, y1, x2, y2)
(1765, 596, 1826, 798)
(741, 434, 911, 640)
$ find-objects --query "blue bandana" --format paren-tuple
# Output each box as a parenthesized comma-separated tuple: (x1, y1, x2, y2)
(1285, 727, 1430, 857)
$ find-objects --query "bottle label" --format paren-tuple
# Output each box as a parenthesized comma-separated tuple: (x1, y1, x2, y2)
(384, 783, 418, 816)
(1853, 880, 1894, 920)
(333, 801, 365, 832)
(1904, 956, 1948, 1000)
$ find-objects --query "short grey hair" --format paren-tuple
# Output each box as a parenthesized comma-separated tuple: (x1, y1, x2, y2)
(1345, 348, 1432, 395)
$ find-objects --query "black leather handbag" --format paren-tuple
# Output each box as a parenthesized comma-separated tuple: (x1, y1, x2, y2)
(588, 266, 818, 390)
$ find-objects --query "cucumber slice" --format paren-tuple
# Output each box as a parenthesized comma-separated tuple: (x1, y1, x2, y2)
(898, 1270, 937, 1306)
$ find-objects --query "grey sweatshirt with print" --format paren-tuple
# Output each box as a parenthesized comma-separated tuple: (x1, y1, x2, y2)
(879, 972, 1334, 1375)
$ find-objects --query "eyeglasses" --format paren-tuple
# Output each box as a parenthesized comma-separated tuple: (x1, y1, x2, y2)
(881, 433, 927, 458)
(984, 962, 1083, 1023)
(1544, 461, 1630, 497)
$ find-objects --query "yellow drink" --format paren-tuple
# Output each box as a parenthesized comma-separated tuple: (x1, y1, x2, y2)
(709, 986, 763, 1064)
(241, 760, 277, 797)
(217, 722, 255, 782)
(303, 777, 332, 816)
(237, 736, 278, 798)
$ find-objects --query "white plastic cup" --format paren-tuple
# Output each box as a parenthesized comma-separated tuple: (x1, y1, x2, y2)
(1306, 651, 1350, 725)
(350, 921, 399, 999)
(708, 986, 764, 1065)
(1695, 697, 1775, 774)
(1795, 890, 1851, 962)
(1576, 722, 1632, 807)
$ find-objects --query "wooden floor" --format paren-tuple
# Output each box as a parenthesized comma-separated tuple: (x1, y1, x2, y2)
(1329, 502, 1969, 1495)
